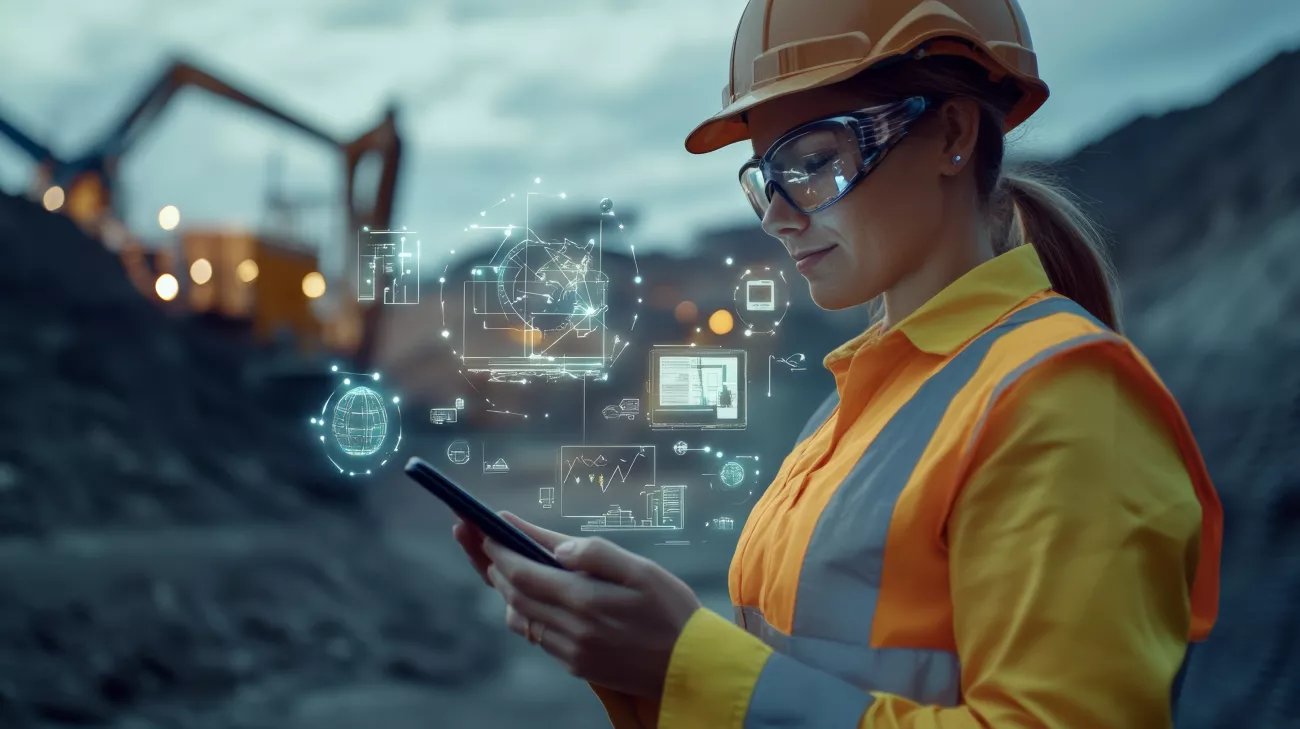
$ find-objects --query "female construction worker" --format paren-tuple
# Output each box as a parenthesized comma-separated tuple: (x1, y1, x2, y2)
(454, 0, 1223, 726)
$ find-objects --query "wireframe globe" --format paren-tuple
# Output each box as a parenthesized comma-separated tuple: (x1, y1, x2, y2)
(719, 461, 745, 490)
(331, 386, 388, 456)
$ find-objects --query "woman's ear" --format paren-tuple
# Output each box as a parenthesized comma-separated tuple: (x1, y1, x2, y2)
(938, 97, 980, 176)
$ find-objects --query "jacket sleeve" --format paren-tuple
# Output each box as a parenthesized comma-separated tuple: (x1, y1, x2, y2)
(647, 348, 1204, 729)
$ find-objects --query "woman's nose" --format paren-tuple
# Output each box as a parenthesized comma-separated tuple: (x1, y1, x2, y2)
(761, 191, 810, 239)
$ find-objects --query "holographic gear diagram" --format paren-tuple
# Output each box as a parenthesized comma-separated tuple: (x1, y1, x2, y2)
(439, 178, 643, 382)
(496, 236, 606, 336)
(310, 365, 403, 476)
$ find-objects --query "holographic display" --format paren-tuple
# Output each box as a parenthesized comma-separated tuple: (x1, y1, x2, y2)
(310, 366, 403, 477)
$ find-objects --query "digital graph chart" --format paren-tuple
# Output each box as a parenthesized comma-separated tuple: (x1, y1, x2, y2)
(557, 445, 682, 532)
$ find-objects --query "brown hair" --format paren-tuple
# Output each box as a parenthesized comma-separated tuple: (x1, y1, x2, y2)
(839, 53, 1122, 331)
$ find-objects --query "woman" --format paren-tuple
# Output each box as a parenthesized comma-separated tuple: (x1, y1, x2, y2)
(454, 1, 1223, 727)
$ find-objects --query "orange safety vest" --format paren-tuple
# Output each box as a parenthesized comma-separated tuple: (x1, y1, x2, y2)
(729, 296, 1222, 715)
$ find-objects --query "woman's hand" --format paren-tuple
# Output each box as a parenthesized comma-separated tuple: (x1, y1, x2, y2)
(452, 512, 701, 699)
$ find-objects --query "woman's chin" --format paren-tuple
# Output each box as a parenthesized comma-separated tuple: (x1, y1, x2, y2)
(807, 280, 876, 312)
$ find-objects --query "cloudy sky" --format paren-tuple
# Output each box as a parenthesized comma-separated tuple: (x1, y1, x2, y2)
(1, 0, 1298, 267)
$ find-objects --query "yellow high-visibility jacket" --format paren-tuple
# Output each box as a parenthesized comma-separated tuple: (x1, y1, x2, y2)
(594, 243, 1222, 728)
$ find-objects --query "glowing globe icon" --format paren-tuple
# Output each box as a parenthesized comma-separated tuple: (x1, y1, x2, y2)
(720, 461, 745, 490)
(332, 386, 388, 457)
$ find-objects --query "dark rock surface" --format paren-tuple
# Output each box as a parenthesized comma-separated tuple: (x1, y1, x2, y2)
(0, 194, 359, 535)
(1053, 48, 1300, 728)
(0, 192, 506, 727)
(0, 531, 502, 729)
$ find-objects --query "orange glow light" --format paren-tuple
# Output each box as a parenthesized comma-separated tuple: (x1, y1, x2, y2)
(236, 259, 259, 283)
(708, 309, 734, 335)
(302, 272, 326, 298)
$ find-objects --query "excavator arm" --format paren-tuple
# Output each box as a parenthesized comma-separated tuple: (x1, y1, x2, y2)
(91, 59, 339, 161)
(0, 105, 56, 164)
(2, 57, 402, 363)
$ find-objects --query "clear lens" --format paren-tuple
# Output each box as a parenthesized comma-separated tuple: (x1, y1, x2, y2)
(766, 124, 865, 212)
(739, 164, 769, 218)
(740, 97, 928, 219)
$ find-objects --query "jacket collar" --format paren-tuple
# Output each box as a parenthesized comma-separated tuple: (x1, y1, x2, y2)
(825, 244, 1053, 369)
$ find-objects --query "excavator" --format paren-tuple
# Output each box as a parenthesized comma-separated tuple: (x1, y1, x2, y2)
(0, 58, 401, 366)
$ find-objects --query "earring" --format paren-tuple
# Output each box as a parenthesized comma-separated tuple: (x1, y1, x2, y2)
(952, 155, 962, 165)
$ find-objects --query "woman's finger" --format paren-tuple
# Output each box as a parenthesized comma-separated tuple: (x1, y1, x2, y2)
(502, 604, 581, 671)
(484, 537, 638, 614)
(482, 537, 576, 605)
(491, 566, 589, 638)
(554, 536, 649, 587)
(452, 520, 493, 586)
(500, 511, 572, 551)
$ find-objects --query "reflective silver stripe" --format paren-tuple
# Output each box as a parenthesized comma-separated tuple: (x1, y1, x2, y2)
(964, 331, 1118, 459)
(797, 391, 839, 444)
(742, 605, 959, 713)
(743, 297, 1102, 726)
(747, 652, 874, 729)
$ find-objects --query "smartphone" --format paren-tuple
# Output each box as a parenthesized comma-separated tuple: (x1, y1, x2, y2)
(404, 456, 569, 570)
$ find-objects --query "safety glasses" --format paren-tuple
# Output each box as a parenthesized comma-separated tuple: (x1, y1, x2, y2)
(739, 96, 931, 219)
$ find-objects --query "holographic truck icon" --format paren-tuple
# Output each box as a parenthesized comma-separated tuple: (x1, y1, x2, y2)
(602, 398, 640, 420)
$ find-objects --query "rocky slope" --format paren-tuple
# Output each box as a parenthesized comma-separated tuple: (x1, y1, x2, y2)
(0, 193, 504, 728)
(1053, 47, 1300, 727)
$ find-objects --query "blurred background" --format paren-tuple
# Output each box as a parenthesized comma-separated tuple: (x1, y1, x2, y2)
(0, 1, 1297, 727)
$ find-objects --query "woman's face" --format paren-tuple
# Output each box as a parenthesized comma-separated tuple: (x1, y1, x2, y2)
(748, 84, 949, 311)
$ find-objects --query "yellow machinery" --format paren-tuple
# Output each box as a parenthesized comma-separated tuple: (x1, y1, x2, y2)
(2, 59, 401, 365)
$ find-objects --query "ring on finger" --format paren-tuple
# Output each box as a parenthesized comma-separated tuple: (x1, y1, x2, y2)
(531, 621, 547, 647)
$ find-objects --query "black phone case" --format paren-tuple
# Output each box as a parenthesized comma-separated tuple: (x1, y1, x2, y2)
(404, 457, 569, 570)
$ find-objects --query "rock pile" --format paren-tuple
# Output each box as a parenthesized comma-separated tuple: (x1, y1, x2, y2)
(1055, 47, 1300, 728)
(0, 192, 504, 727)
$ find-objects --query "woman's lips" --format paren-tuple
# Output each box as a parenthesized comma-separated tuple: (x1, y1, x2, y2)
(794, 245, 835, 274)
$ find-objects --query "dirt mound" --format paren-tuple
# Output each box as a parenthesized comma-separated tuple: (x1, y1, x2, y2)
(0, 191, 506, 727)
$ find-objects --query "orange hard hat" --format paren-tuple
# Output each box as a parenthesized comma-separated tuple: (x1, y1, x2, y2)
(685, 0, 1049, 154)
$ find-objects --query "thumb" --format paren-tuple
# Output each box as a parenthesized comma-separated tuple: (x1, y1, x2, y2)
(554, 537, 643, 586)
(500, 511, 570, 551)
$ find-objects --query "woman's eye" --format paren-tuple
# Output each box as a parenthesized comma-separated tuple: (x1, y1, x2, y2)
(800, 154, 833, 174)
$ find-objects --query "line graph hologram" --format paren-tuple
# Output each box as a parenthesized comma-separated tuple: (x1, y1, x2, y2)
(558, 445, 656, 518)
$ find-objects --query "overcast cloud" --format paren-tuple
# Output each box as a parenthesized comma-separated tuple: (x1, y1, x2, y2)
(0, 0, 1297, 265)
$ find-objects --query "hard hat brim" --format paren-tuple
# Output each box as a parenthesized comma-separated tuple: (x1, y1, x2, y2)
(684, 34, 1049, 155)
(685, 59, 871, 155)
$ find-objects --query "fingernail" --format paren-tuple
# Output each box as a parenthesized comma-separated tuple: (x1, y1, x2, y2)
(555, 541, 575, 560)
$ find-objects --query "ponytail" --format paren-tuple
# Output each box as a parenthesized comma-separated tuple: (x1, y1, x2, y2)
(998, 168, 1122, 332)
